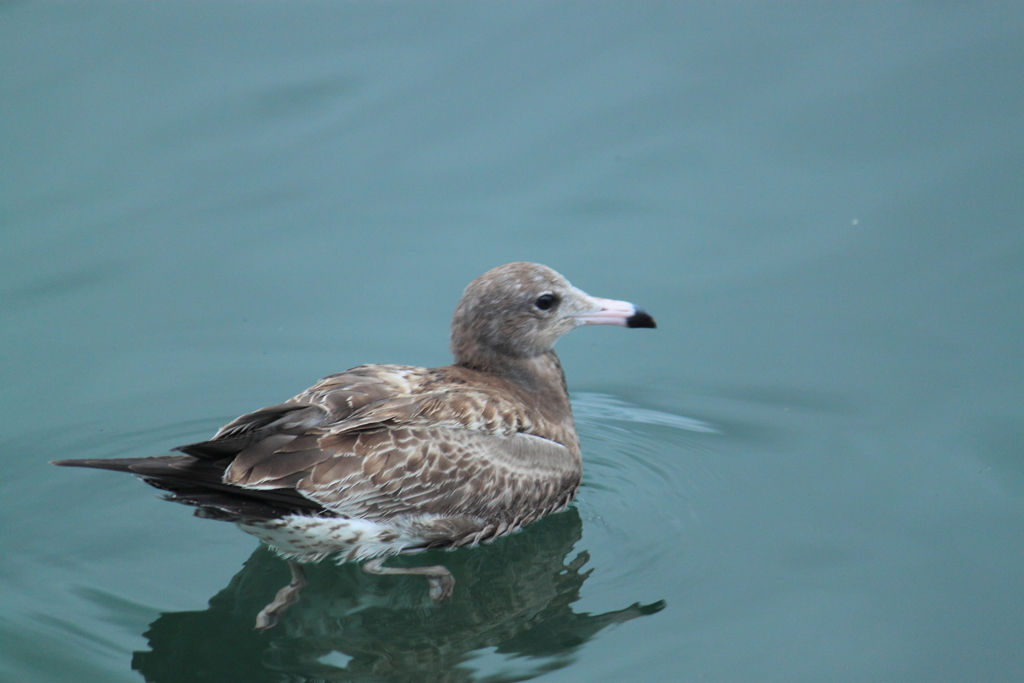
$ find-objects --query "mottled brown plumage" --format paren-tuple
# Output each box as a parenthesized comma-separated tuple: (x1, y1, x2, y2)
(53, 262, 655, 627)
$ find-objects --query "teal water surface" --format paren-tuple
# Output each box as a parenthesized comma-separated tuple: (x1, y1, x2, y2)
(3, 3, 1024, 682)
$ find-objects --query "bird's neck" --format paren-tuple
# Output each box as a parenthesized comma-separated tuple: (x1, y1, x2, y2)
(456, 349, 571, 407)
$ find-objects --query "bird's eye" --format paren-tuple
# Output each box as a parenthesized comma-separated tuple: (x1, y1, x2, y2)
(534, 293, 557, 311)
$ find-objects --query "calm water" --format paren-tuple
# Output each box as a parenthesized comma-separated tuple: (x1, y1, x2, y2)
(3, 3, 1024, 681)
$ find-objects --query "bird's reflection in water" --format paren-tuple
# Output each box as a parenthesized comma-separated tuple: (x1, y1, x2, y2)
(132, 508, 664, 683)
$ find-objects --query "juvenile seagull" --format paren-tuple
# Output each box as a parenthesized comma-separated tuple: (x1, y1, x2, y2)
(54, 262, 656, 629)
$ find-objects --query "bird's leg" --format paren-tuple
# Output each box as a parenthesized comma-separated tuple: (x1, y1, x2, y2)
(255, 561, 307, 631)
(362, 557, 455, 602)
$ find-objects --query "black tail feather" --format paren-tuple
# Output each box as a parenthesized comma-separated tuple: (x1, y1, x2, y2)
(52, 455, 324, 521)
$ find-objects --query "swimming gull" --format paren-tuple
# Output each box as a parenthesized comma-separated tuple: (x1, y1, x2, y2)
(53, 262, 656, 629)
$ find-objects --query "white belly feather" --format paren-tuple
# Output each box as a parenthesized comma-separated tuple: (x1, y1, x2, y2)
(237, 515, 442, 563)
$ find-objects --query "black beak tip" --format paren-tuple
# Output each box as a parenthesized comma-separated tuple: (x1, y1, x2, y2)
(626, 308, 657, 329)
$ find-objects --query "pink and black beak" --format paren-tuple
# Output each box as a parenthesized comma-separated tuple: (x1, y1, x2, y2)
(575, 297, 657, 328)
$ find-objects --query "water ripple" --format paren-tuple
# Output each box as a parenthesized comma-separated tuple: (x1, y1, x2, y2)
(571, 392, 725, 591)
(573, 392, 719, 434)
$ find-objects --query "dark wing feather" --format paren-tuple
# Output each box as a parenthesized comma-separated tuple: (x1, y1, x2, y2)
(175, 404, 328, 459)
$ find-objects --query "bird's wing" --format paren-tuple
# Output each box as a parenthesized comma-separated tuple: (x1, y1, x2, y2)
(171, 364, 578, 526)
(225, 424, 579, 526)
(174, 365, 430, 459)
